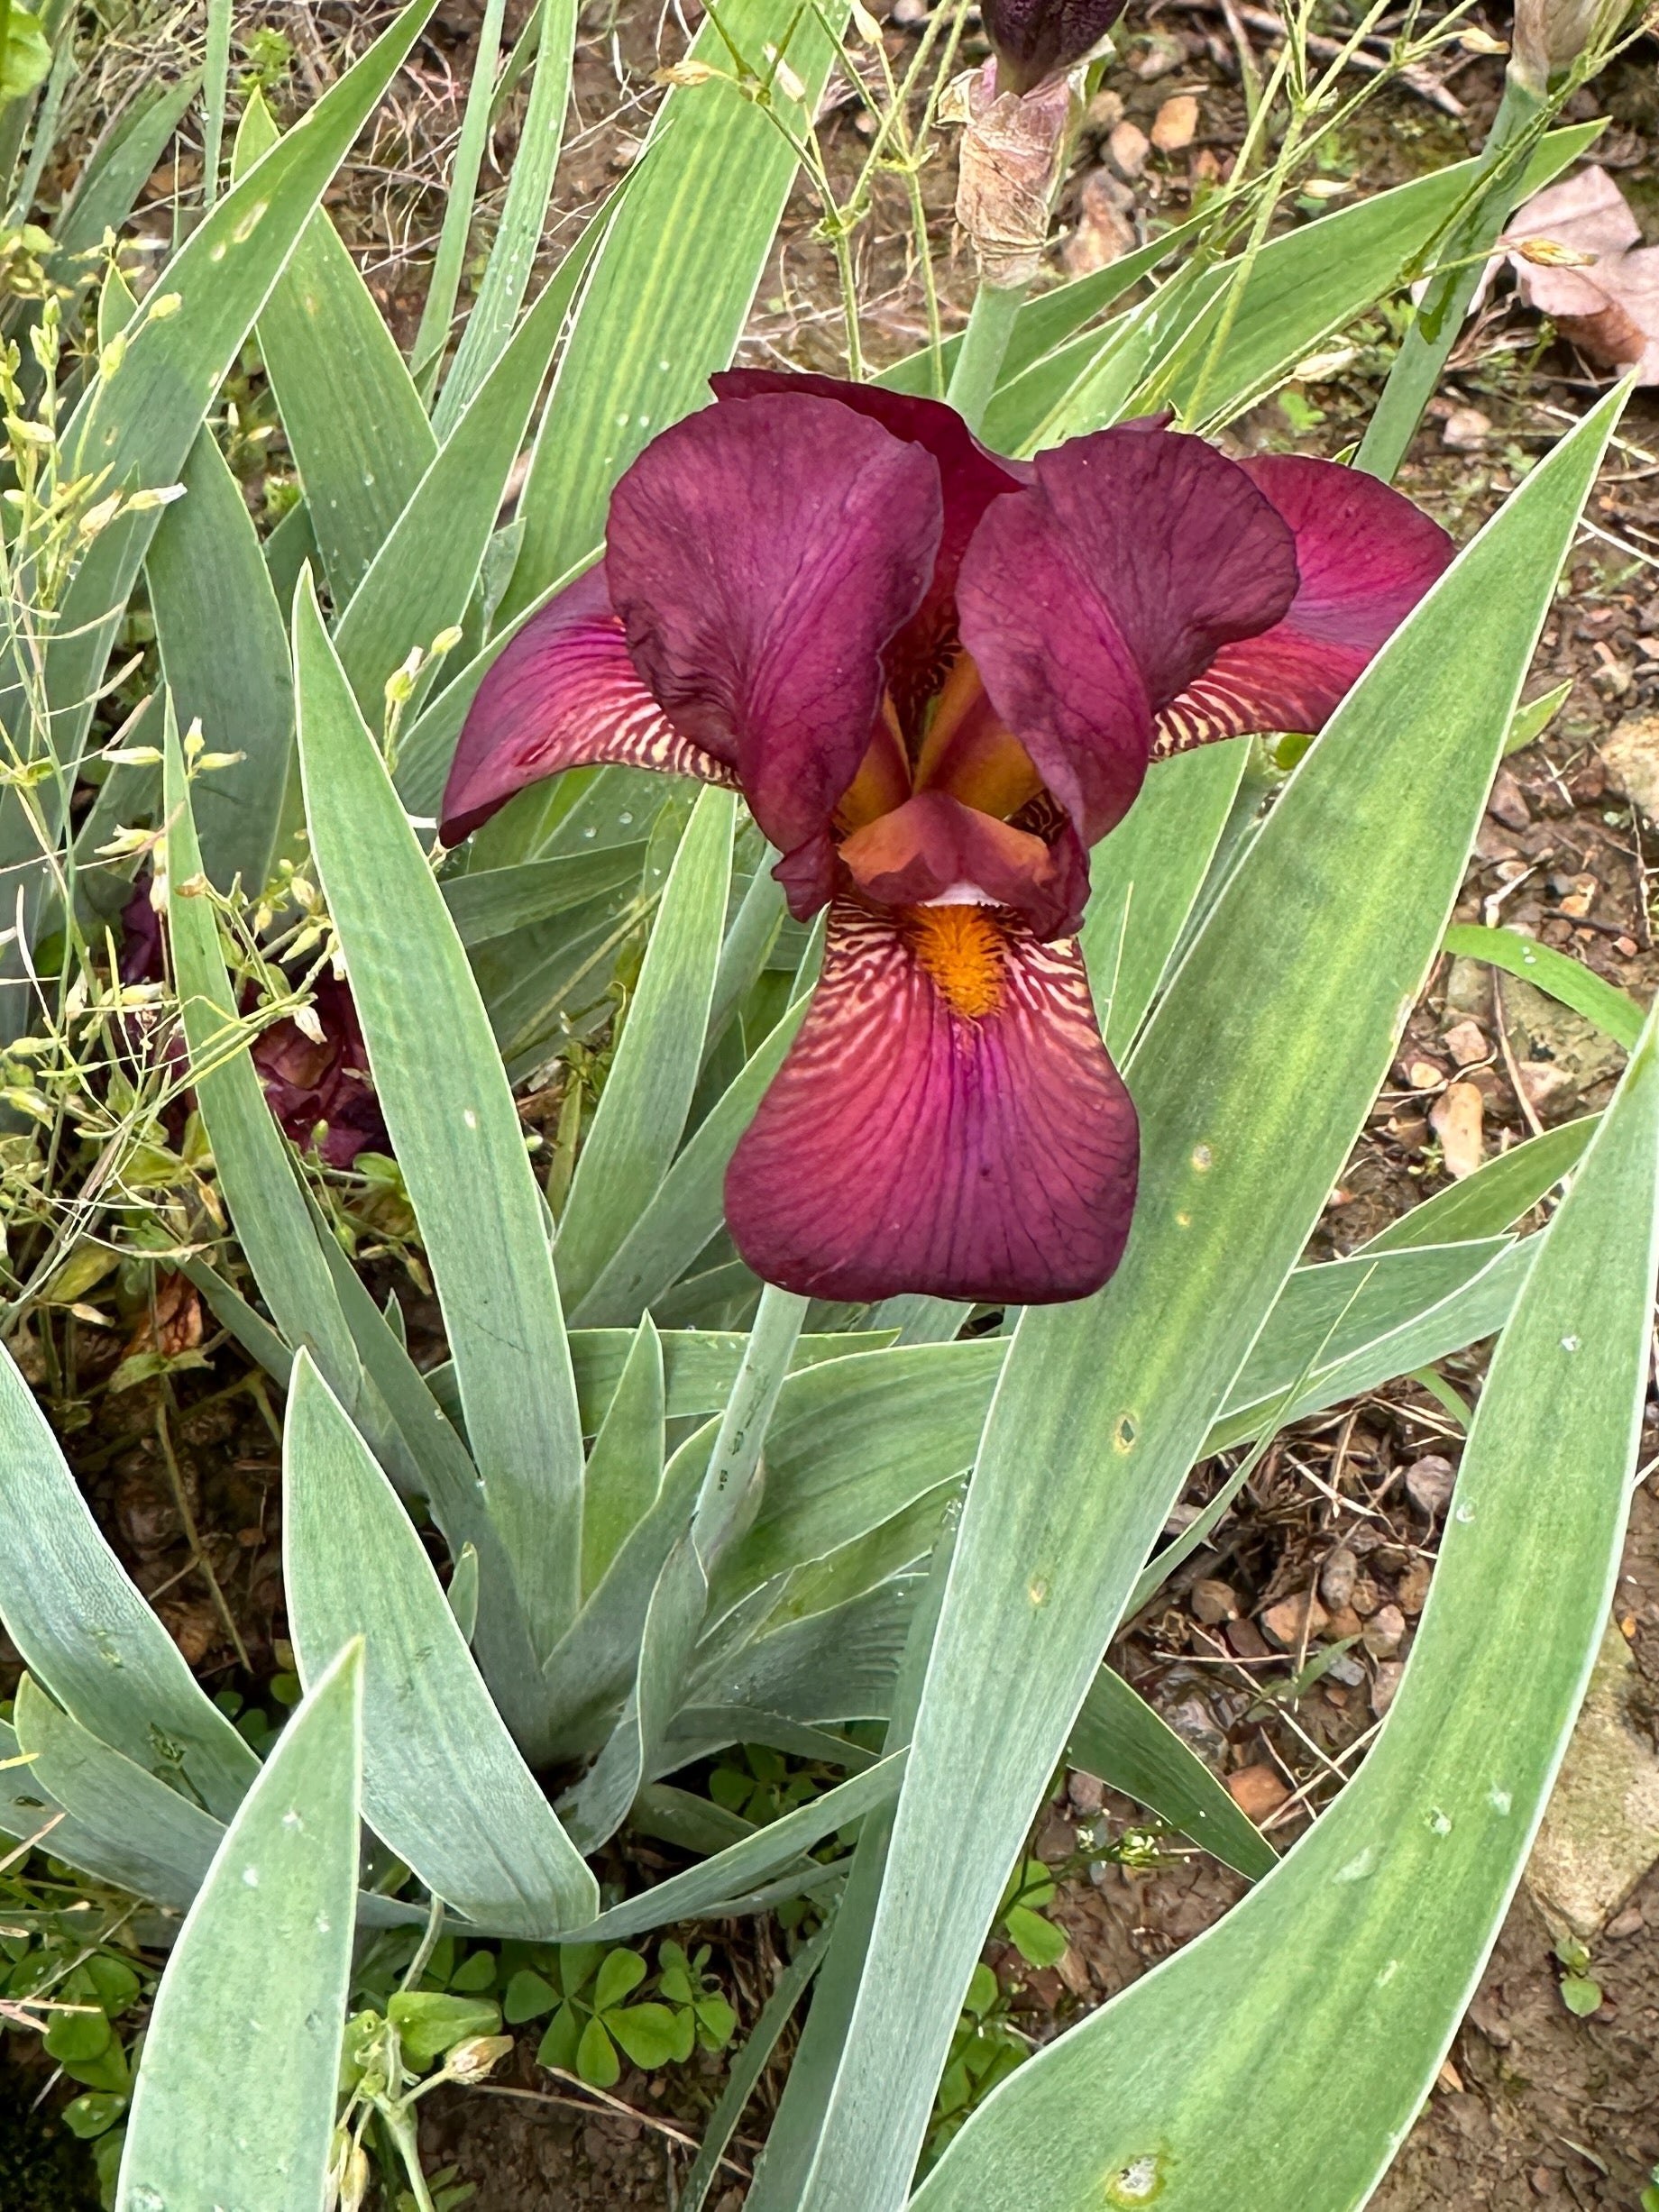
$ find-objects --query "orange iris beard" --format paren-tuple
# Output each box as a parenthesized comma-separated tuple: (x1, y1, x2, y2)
(904, 902, 1007, 1019)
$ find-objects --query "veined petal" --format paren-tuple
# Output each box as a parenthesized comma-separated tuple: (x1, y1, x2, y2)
(1156, 455, 1455, 754)
(440, 568, 733, 845)
(958, 419, 1298, 844)
(712, 370, 1028, 722)
(605, 392, 942, 856)
(725, 900, 1138, 1306)
(839, 791, 1089, 938)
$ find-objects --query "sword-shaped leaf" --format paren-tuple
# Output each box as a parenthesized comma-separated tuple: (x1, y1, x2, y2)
(284, 1354, 598, 1935)
(294, 570, 585, 1658)
(115, 1642, 364, 2212)
(915, 976, 1659, 2212)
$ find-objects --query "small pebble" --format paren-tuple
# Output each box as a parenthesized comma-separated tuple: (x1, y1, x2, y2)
(1442, 406, 1492, 451)
(1226, 1764, 1289, 1822)
(1407, 1056, 1446, 1091)
(1324, 1604, 1363, 1642)
(1370, 1659, 1406, 1716)
(1489, 764, 1533, 831)
(1605, 1903, 1645, 1940)
(1086, 87, 1124, 128)
(1327, 1651, 1367, 1687)
(1397, 1558, 1433, 1615)
(1150, 92, 1198, 151)
(1108, 119, 1150, 179)
(1226, 1614, 1269, 1659)
(1406, 1453, 1457, 1520)
(1191, 1577, 1238, 1625)
(1529, 2168, 1560, 2198)
(1133, 30, 1186, 77)
(1443, 1019, 1488, 1065)
(1350, 1574, 1381, 1619)
(1320, 1545, 1358, 1611)
(1361, 1603, 1406, 1659)
(1431, 1082, 1485, 1181)
(1260, 1590, 1328, 1649)
(1068, 1769, 1105, 1815)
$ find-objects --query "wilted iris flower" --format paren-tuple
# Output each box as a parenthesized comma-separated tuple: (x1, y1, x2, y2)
(443, 373, 1451, 1306)
(249, 973, 389, 1169)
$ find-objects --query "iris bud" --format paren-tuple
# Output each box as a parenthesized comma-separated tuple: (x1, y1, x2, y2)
(1511, 0, 1632, 86)
(981, 0, 1128, 95)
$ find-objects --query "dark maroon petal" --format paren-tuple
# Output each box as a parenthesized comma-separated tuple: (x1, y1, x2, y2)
(983, 0, 1129, 90)
(606, 393, 942, 857)
(772, 831, 841, 923)
(119, 874, 165, 983)
(1156, 456, 1455, 753)
(712, 370, 1027, 720)
(251, 974, 390, 1167)
(958, 420, 1299, 845)
(440, 568, 734, 845)
(725, 900, 1138, 1305)
(839, 791, 1090, 938)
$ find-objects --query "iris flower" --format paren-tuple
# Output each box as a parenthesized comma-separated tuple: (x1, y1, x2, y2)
(442, 374, 1451, 1306)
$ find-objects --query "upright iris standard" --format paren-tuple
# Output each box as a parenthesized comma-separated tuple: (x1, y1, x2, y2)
(444, 375, 1451, 1304)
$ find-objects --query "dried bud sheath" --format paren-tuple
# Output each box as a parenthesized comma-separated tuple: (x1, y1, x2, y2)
(951, 68, 1077, 289)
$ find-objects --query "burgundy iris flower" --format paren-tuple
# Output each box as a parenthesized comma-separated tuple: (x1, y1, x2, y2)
(442, 373, 1451, 1308)
(250, 973, 390, 1169)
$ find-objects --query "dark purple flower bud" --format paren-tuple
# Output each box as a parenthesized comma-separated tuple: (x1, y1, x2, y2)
(982, 0, 1128, 95)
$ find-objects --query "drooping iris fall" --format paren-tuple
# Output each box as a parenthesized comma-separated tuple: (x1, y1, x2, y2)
(441, 373, 1453, 1306)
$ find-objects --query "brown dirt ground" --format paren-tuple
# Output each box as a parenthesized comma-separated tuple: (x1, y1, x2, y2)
(8, 0, 1659, 2203)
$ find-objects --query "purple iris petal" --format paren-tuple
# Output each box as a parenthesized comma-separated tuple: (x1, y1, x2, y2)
(725, 900, 1138, 1305)
(1156, 454, 1456, 752)
(251, 974, 390, 1169)
(711, 370, 1028, 722)
(604, 391, 943, 860)
(957, 417, 1301, 845)
(439, 568, 735, 845)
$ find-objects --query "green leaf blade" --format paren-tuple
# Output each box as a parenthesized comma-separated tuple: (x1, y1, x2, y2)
(283, 1354, 599, 1934)
(1443, 921, 1644, 1048)
(0, 1339, 257, 1822)
(115, 1642, 364, 2212)
(149, 427, 294, 893)
(556, 785, 735, 1311)
(293, 570, 585, 1656)
(916, 958, 1659, 2212)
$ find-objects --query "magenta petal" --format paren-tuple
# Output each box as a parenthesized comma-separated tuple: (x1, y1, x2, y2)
(1157, 455, 1455, 753)
(605, 393, 943, 857)
(958, 419, 1299, 845)
(440, 568, 734, 845)
(838, 790, 1090, 938)
(724, 900, 1138, 1305)
(711, 370, 1027, 718)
